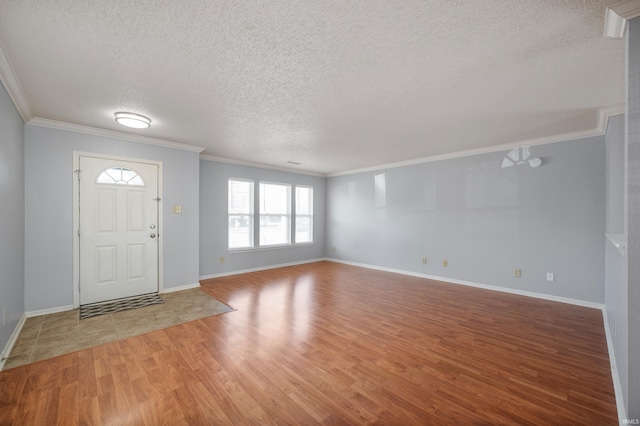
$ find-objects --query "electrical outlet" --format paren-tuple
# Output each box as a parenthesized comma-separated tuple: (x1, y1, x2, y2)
(332, 247, 336, 253)
(220, 256, 225, 264)
(421, 258, 427, 265)
(513, 268, 521, 278)
(442, 260, 448, 267)
(546, 272, 554, 282)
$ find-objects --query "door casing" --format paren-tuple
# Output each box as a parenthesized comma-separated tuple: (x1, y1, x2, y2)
(72, 151, 163, 308)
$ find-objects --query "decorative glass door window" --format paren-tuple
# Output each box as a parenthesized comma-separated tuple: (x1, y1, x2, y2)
(96, 167, 145, 186)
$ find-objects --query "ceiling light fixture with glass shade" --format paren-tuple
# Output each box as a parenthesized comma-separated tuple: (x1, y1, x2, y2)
(114, 112, 152, 129)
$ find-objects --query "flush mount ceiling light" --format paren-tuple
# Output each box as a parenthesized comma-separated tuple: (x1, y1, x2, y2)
(114, 112, 151, 129)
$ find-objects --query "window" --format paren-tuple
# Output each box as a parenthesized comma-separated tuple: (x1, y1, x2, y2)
(228, 179, 314, 250)
(228, 179, 254, 249)
(96, 167, 144, 186)
(295, 186, 313, 243)
(259, 182, 291, 246)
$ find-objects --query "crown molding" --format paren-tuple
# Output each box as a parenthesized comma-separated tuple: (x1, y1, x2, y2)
(27, 117, 205, 153)
(610, 0, 640, 19)
(327, 105, 624, 177)
(604, 0, 640, 38)
(0, 41, 32, 122)
(27, 104, 623, 178)
(200, 154, 326, 177)
(597, 104, 625, 132)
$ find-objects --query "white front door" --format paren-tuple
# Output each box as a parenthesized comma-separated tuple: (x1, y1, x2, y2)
(79, 156, 159, 305)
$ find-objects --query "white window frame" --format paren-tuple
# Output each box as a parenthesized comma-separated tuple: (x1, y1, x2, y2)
(228, 178, 255, 250)
(295, 185, 314, 244)
(259, 181, 291, 247)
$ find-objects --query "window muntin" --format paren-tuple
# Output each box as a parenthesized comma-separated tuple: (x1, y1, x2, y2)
(228, 179, 254, 249)
(228, 179, 313, 250)
(259, 182, 291, 246)
(96, 167, 145, 186)
(295, 186, 313, 243)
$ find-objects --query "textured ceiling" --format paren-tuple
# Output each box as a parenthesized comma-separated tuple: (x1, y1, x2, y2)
(0, 0, 625, 174)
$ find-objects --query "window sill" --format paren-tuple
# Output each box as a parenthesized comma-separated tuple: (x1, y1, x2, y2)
(228, 243, 315, 253)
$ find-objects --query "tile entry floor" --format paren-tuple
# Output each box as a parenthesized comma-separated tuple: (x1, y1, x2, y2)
(2, 288, 234, 371)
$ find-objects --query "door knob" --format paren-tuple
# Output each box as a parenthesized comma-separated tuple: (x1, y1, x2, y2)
(150, 224, 156, 229)
(150, 233, 156, 238)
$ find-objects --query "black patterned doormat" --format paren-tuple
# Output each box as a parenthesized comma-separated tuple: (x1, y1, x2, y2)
(80, 293, 164, 320)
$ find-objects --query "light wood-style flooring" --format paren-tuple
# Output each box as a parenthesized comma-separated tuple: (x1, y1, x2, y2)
(0, 261, 618, 424)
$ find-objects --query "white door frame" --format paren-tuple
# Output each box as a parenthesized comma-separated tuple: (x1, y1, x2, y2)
(72, 151, 164, 308)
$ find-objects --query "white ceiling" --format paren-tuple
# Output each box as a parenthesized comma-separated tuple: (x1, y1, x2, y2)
(0, 0, 625, 175)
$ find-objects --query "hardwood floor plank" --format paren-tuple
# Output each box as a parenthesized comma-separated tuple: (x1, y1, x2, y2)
(0, 261, 618, 424)
(55, 382, 79, 426)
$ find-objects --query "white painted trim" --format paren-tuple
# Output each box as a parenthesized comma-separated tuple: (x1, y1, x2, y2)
(72, 152, 164, 308)
(611, 0, 640, 20)
(16, 106, 624, 181)
(160, 282, 201, 293)
(602, 306, 628, 425)
(26, 305, 75, 318)
(599, 105, 627, 133)
(0, 41, 32, 122)
(200, 154, 325, 177)
(326, 258, 605, 309)
(72, 153, 80, 308)
(328, 106, 625, 177)
(199, 258, 326, 280)
(328, 259, 629, 417)
(605, 7, 628, 38)
(28, 117, 205, 153)
(605, 0, 640, 38)
(0, 314, 27, 371)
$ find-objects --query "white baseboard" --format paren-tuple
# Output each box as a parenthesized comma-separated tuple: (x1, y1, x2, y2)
(200, 258, 326, 280)
(22, 284, 204, 317)
(326, 258, 604, 310)
(327, 258, 628, 423)
(25, 305, 74, 318)
(602, 307, 627, 425)
(0, 313, 27, 371)
(161, 282, 201, 293)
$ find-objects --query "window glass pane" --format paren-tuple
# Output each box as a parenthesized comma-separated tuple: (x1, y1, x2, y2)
(96, 167, 145, 186)
(260, 183, 290, 214)
(259, 214, 289, 245)
(229, 214, 253, 249)
(229, 180, 253, 214)
(228, 179, 254, 248)
(295, 186, 313, 243)
(296, 186, 312, 215)
(295, 216, 312, 243)
(260, 182, 291, 245)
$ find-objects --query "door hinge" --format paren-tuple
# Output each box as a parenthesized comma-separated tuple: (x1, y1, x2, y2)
(74, 169, 81, 180)
(153, 197, 161, 201)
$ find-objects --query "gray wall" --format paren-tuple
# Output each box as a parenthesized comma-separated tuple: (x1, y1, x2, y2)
(24, 125, 200, 312)
(605, 113, 629, 412)
(0, 83, 25, 351)
(326, 136, 606, 303)
(199, 160, 325, 277)
(627, 16, 640, 422)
